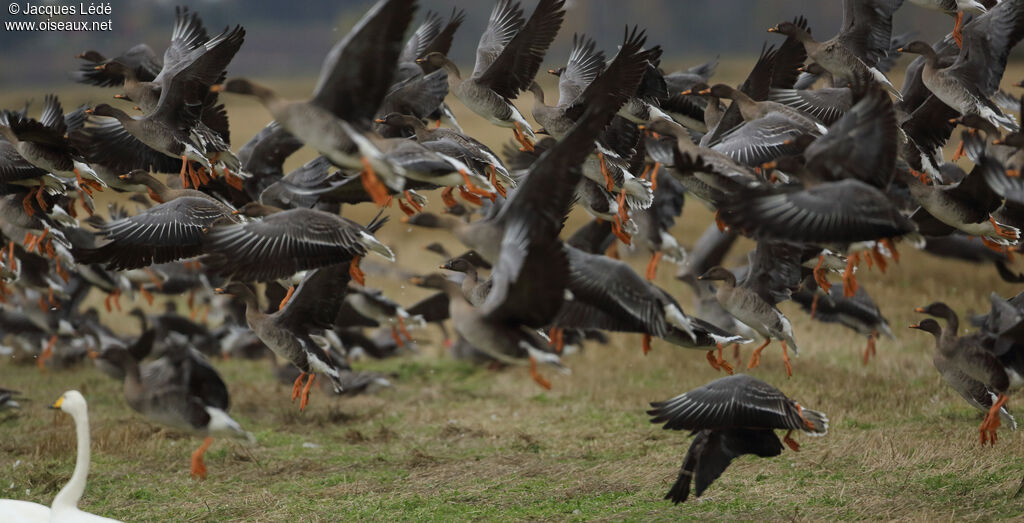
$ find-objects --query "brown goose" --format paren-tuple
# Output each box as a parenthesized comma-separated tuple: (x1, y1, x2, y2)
(72, 170, 238, 270)
(910, 318, 1017, 438)
(417, 0, 566, 150)
(214, 0, 416, 193)
(699, 262, 800, 377)
(768, 10, 902, 99)
(915, 302, 1016, 445)
(201, 202, 393, 284)
(217, 263, 351, 410)
(648, 374, 828, 504)
(100, 337, 253, 480)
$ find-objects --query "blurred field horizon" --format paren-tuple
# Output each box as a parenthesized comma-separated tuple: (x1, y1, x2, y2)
(2, 1, 1024, 520)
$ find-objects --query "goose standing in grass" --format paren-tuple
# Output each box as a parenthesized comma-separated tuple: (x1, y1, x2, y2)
(915, 302, 1018, 445)
(910, 319, 1017, 438)
(0, 391, 121, 522)
(100, 341, 254, 479)
(648, 375, 828, 504)
(418, 0, 566, 151)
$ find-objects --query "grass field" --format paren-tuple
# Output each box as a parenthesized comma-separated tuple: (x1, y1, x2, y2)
(2, 62, 1024, 520)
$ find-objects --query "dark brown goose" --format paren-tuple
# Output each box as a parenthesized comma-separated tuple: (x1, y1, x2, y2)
(648, 374, 828, 504)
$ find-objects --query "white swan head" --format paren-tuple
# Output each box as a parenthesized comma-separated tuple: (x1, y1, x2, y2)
(51, 390, 87, 416)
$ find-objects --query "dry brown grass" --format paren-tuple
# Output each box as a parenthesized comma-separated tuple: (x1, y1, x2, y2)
(2, 62, 1024, 520)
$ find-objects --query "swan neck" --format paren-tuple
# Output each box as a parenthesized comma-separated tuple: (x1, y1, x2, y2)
(52, 405, 91, 510)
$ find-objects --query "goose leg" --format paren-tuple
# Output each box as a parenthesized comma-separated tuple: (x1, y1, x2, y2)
(648, 162, 661, 191)
(278, 285, 295, 311)
(190, 437, 214, 480)
(512, 122, 534, 152)
(748, 339, 771, 369)
(881, 238, 899, 263)
(55, 258, 69, 283)
(489, 165, 507, 198)
(440, 187, 459, 209)
(611, 219, 632, 245)
(397, 315, 413, 342)
(990, 216, 1020, 240)
(645, 251, 663, 281)
(642, 333, 652, 355)
(404, 191, 423, 213)
(1008, 169, 1021, 178)
(21, 187, 36, 217)
(34, 182, 48, 212)
(716, 344, 734, 375)
(139, 283, 154, 306)
(842, 252, 860, 297)
(299, 374, 316, 411)
(952, 11, 964, 48)
(812, 254, 831, 292)
(706, 350, 722, 371)
(457, 186, 484, 206)
(7, 241, 15, 273)
(397, 198, 416, 217)
(104, 288, 121, 313)
(714, 210, 726, 232)
(598, 152, 615, 192)
(223, 167, 244, 191)
(951, 139, 966, 161)
(458, 170, 495, 200)
(980, 393, 1009, 445)
(528, 356, 552, 390)
(871, 244, 888, 273)
(349, 255, 365, 286)
(862, 331, 877, 365)
(38, 334, 57, 370)
(179, 156, 190, 189)
(548, 327, 564, 353)
(359, 158, 391, 206)
(783, 429, 800, 452)
(291, 372, 306, 402)
(781, 340, 792, 377)
(391, 326, 405, 347)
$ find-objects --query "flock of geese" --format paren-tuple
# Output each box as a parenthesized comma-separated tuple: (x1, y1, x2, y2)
(2, 0, 1024, 518)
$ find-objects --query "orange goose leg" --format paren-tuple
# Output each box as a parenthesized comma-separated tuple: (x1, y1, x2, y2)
(649, 162, 661, 191)
(397, 315, 413, 341)
(871, 244, 888, 273)
(404, 191, 423, 213)
(21, 187, 36, 217)
(980, 393, 1009, 445)
(512, 122, 534, 152)
(952, 11, 964, 48)
(951, 139, 966, 161)
(34, 181, 48, 212)
(440, 187, 459, 209)
(291, 372, 306, 402)
(299, 374, 316, 411)
(489, 165, 506, 198)
(842, 252, 860, 297)
(862, 331, 877, 365)
(642, 333, 653, 355)
(359, 158, 391, 206)
(55, 258, 69, 283)
(783, 429, 800, 452)
(706, 349, 722, 371)
(179, 156, 190, 188)
(459, 170, 495, 199)
(38, 334, 57, 370)
(812, 254, 831, 292)
(458, 186, 484, 206)
(349, 256, 365, 286)
(990, 216, 1020, 240)
(714, 210, 727, 232)
(748, 339, 771, 369)
(391, 326, 405, 347)
(646, 251, 663, 281)
(139, 283, 154, 306)
(397, 198, 415, 217)
(716, 344, 734, 375)
(223, 167, 244, 191)
(528, 356, 552, 390)
(278, 286, 295, 311)
(190, 436, 214, 480)
(781, 340, 792, 377)
(598, 152, 615, 192)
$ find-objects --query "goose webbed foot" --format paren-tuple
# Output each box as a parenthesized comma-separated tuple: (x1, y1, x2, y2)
(990, 216, 1020, 241)
(870, 244, 888, 273)
(862, 331, 877, 365)
(397, 198, 416, 217)
(783, 429, 800, 452)
(513, 122, 534, 152)
(781, 340, 792, 378)
(548, 327, 564, 353)
(716, 344, 734, 375)
(223, 166, 244, 191)
(980, 393, 1008, 446)
(21, 188, 36, 217)
(440, 187, 459, 209)
(642, 333, 652, 355)
(190, 437, 214, 480)
(359, 158, 392, 207)
(812, 254, 831, 292)
(397, 315, 413, 342)
(299, 373, 316, 411)
(747, 339, 771, 369)
(349, 255, 365, 286)
(842, 252, 860, 297)
(291, 372, 306, 402)
(528, 356, 552, 390)
(458, 186, 484, 206)
(489, 165, 507, 198)
(458, 170, 495, 201)
(1007, 169, 1021, 178)
(278, 285, 295, 311)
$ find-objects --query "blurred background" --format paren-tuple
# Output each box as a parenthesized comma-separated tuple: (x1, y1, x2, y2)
(0, 0, 1013, 88)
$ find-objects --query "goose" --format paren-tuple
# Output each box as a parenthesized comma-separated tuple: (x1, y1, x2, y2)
(417, 0, 566, 151)
(0, 390, 121, 522)
(916, 302, 1018, 445)
(910, 318, 1017, 437)
(648, 374, 828, 504)
(908, 0, 999, 47)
